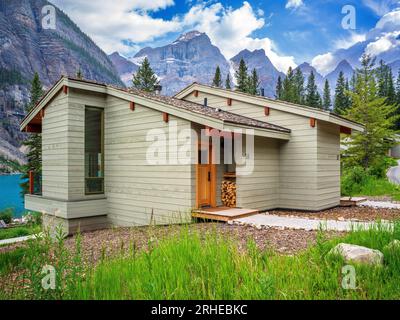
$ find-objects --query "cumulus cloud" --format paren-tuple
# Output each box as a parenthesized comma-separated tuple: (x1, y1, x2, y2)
(285, 0, 304, 10)
(362, 0, 400, 16)
(311, 53, 336, 76)
(50, 0, 180, 54)
(181, 1, 297, 72)
(365, 31, 400, 56)
(311, 32, 366, 75)
(333, 32, 366, 50)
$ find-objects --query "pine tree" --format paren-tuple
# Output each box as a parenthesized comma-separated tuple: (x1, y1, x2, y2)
(248, 68, 260, 95)
(275, 76, 283, 99)
(132, 57, 159, 92)
(305, 71, 320, 108)
(282, 67, 295, 102)
(333, 71, 348, 114)
(386, 68, 396, 105)
(235, 58, 248, 92)
(377, 60, 388, 98)
(212, 66, 222, 88)
(225, 74, 232, 90)
(343, 54, 398, 169)
(396, 70, 400, 105)
(20, 73, 44, 196)
(76, 68, 83, 79)
(293, 68, 305, 104)
(322, 79, 332, 110)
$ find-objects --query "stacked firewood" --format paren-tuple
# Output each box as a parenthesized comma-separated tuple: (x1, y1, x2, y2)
(221, 180, 237, 208)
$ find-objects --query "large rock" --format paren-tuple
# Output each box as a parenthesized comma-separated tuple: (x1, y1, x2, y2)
(330, 243, 384, 265)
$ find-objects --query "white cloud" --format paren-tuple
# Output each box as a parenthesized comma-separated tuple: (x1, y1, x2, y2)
(362, 0, 400, 16)
(181, 2, 296, 72)
(285, 0, 304, 10)
(311, 32, 366, 75)
(333, 32, 366, 50)
(365, 31, 400, 56)
(50, 0, 179, 54)
(311, 52, 337, 76)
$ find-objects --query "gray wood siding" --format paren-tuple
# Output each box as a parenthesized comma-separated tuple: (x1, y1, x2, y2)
(104, 95, 194, 226)
(42, 92, 70, 200)
(236, 136, 280, 210)
(316, 121, 341, 209)
(183, 91, 327, 211)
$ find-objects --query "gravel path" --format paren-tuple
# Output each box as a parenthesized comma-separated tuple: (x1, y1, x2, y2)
(358, 200, 400, 209)
(271, 206, 400, 221)
(231, 214, 392, 232)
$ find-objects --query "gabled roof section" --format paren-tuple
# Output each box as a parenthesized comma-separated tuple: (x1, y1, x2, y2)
(20, 77, 291, 140)
(175, 83, 365, 132)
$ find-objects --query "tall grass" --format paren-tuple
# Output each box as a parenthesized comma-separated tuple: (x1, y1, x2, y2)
(75, 223, 400, 300)
(1, 223, 400, 300)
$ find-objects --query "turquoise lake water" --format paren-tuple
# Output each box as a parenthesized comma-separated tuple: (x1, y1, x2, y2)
(0, 174, 25, 218)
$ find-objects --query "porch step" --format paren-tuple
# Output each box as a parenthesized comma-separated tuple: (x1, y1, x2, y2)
(192, 207, 259, 222)
(340, 197, 367, 207)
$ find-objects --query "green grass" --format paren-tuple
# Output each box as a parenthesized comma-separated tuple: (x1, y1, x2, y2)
(74, 224, 400, 300)
(2, 223, 400, 300)
(0, 248, 29, 276)
(342, 175, 400, 200)
(0, 225, 41, 241)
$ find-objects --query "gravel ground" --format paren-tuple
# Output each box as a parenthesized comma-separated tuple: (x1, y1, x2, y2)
(0, 223, 344, 261)
(270, 206, 400, 222)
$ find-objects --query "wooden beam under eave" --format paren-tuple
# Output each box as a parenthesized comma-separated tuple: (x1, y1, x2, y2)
(163, 112, 169, 123)
(310, 118, 316, 128)
(130, 101, 135, 111)
(194, 90, 199, 98)
(340, 126, 352, 135)
(264, 107, 270, 116)
(227, 98, 232, 106)
(63, 85, 68, 94)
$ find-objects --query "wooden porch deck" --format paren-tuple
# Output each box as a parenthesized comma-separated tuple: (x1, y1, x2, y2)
(340, 197, 367, 207)
(192, 207, 259, 222)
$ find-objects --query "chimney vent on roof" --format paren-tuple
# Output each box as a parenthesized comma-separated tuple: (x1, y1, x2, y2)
(154, 85, 162, 95)
(203, 98, 208, 107)
(260, 88, 265, 97)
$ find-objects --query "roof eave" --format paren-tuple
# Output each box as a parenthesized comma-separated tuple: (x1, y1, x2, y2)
(20, 78, 289, 139)
(176, 83, 365, 133)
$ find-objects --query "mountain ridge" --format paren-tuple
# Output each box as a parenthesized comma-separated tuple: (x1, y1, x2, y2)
(0, 0, 125, 169)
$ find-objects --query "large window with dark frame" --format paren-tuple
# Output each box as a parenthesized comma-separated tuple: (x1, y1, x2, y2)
(85, 107, 104, 194)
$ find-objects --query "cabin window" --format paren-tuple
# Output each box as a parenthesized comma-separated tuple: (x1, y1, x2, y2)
(85, 107, 104, 194)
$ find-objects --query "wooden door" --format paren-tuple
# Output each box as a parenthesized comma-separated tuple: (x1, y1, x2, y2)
(196, 141, 216, 208)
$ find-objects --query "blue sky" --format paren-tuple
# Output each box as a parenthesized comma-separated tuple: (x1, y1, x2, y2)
(149, 0, 378, 61)
(51, 0, 400, 73)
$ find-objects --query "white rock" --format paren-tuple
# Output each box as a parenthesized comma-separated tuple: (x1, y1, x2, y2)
(330, 243, 384, 265)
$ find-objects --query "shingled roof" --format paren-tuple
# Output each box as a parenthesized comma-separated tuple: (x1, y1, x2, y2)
(126, 87, 291, 133)
(21, 76, 291, 135)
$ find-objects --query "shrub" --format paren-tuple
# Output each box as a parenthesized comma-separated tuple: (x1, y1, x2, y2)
(23, 211, 42, 226)
(341, 166, 367, 196)
(368, 156, 398, 179)
(0, 208, 14, 224)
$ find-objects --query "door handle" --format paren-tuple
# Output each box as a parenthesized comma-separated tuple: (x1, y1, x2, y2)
(208, 171, 211, 182)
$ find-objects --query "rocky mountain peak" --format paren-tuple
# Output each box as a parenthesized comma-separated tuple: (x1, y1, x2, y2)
(174, 30, 205, 43)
